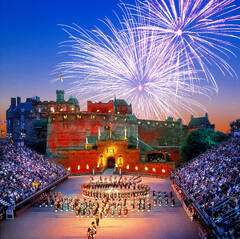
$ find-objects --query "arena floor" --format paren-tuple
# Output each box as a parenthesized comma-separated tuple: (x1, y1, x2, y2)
(0, 174, 200, 239)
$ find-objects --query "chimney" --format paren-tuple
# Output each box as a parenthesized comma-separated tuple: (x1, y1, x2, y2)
(17, 96, 21, 106)
(11, 98, 16, 108)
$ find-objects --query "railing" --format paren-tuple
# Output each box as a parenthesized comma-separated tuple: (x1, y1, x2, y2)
(14, 173, 69, 210)
(172, 178, 223, 239)
(128, 135, 154, 152)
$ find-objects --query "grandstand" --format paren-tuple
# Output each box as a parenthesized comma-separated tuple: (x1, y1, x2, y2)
(0, 142, 68, 219)
(172, 137, 240, 239)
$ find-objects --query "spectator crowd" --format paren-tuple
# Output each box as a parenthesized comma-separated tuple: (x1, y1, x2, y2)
(0, 142, 67, 206)
(172, 137, 240, 239)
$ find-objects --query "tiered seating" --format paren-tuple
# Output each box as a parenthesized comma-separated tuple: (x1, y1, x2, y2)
(172, 137, 240, 239)
(0, 142, 67, 206)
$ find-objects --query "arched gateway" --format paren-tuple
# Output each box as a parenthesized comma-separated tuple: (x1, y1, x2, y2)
(107, 157, 115, 168)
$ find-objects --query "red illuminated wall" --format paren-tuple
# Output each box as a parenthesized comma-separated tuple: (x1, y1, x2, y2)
(126, 162, 175, 176)
(48, 114, 108, 153)
(53, 140, 140, 174)
(53, 140, 174, 176)
(47, 113, 178, 176)
(138, 124, 187, 147)
(115, 105, 130, 115)
(87, 100, 114, 114)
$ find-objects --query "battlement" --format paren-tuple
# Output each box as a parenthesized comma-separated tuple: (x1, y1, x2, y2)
(87, 100, 114, 114)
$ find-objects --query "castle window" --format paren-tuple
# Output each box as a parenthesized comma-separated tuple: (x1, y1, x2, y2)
(50, 107, 55, 112)
(156, 122, 159, 126)
(164, 122, 168, 126)
(147, 121, 151, 125)
(138, 121, 141, 125)
(108, 110, 111, 113)
(97, 109, 100, 112)
(172, 123, 175, 127)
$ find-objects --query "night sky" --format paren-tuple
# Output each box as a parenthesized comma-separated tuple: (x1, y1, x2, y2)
(0, 0, 239, 132)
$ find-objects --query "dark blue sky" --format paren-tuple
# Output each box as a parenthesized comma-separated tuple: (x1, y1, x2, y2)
(0, 0, 239, 132)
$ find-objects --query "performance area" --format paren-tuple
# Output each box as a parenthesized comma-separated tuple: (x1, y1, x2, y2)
(0, 175, 199, 239)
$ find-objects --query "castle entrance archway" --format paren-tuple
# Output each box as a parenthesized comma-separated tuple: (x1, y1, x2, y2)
(107, 157, 115, 168)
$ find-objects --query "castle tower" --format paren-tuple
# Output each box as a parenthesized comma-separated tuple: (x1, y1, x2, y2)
(56, 90, 64, 102)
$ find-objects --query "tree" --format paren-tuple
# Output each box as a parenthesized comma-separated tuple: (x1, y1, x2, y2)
(180, 128, 227, 163)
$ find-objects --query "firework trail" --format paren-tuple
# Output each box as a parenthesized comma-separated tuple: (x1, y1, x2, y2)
(57, 8, 209, 120)
(128, 0, 240, 92)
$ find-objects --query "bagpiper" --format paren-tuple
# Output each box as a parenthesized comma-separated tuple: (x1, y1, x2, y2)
(110, 204, 115, 216)
(123, 206, 128, 216)
(146, 200, 151, 211)
(117, 204, 122, 217)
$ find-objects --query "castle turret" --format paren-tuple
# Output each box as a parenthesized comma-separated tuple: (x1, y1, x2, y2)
(17, 96, 21, 106)
(56, 90, 64, 102)
(11, 98, 16, 108)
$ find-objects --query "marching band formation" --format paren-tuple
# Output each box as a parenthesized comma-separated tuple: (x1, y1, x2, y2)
(38, 175, 176, 238)
(82, 175, 150, 200)
(48, 175, 153, 218)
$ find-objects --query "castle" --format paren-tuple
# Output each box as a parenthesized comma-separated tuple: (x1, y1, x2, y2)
(6, 90, 215, 175)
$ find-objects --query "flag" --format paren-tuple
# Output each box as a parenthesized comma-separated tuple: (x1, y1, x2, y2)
(60, 72, 63, 82)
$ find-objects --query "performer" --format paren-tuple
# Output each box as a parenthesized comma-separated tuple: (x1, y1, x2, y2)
(90, 221, 97, 237)
(117, 205, 121, 217)
(85, 203, 90, 216)
(137, 199, 141, 211)
(146, 200, 151, 211)
(131, 199, 135, 210)
(95, 214, 100, 227)
(123, 206, 128, 216)
(87, 227, 93, 239)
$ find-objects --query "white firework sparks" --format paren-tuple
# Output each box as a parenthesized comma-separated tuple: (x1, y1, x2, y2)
(56, 9, 209, 120)
(128, 0, 240, 91)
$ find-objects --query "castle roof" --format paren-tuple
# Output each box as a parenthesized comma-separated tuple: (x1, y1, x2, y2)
(114, 99, 128, 106)
(188, 115, 213, 128)
(7, 102, 34, 113)
(86, 135, 97, 145)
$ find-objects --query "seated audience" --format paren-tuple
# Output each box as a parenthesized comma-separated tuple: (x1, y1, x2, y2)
(0, 142, 67, 205)
(172, 137, 240, 239)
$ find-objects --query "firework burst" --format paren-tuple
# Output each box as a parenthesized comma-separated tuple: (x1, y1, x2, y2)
(128, 0, 240, 91)
(57, 9, 209, 120)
